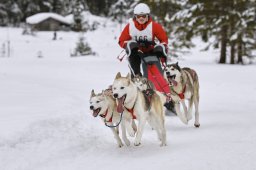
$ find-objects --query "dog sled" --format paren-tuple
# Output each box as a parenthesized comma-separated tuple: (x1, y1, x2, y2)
(118, 51, 176, 111)
(141, 54, 170, 95)
(118, 50, 170, 95)
(140, 54, 178, 113)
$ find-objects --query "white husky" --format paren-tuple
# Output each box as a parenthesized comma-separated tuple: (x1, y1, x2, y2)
(164, 62, 200, 127)
(112, 72, 167, 146)
(90, 89, 124, 147)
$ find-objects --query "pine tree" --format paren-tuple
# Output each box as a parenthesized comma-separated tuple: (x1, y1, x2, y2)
(0, 2, 8, 26)
(72, 34, 94, 56)
(168, 0, 256, 64)
(72, 0, 84, 31)
(110, 0, 128, 23)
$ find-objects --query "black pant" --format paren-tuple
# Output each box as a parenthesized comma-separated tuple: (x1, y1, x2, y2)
(128, 52, 142, 77)
(129, 51, 164, 78)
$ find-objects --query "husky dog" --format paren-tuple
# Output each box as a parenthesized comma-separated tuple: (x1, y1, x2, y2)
(163, 62, 200, 127)
(132, 75, 163, 113)
(132, 75, 155, 91)
(112, 72, 167, 146)
(90, 89, 124, 147)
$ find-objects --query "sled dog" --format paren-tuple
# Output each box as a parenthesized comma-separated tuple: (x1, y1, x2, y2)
(132, 75, 166, 113)
(112, 72, 167, 146)
(163, 62, 200, 127)
(90, 89, 124, 147)
(132, 75, 155, 91)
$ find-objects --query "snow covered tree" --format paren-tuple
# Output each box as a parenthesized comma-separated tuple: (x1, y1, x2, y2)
(140, 0, 180, 27)
(72, 34, 94, 56)
(72, 0, 84, 31)
(109, 0, 131, 22)
(85, 0, 116, 16)
(109, 0, 136, 32)
(9, 2, 22, 26)
(228, 0, 256, 64)
(0, 2, 8, 26)
(168, 0, 256, 64)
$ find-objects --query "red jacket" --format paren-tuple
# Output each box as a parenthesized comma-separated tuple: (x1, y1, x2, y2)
(118, 17, 168, 53)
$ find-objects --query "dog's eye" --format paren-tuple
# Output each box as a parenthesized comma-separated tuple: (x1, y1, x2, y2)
(96, 101, 100, 103)
(120, 87, 124, 89)
(171, 68, 174, 71)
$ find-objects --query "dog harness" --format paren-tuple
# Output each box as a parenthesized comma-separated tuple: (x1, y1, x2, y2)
(125, 106, 137, 119)
(100, 109, 113, 122)
(170, 84, 186, 100)
(178, 85, 186, 100)
(125, 88, 154, 119)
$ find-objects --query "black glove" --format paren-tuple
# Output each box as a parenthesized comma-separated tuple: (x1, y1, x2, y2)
(125, 41, 139, 57)
(153, 44, 167, 58)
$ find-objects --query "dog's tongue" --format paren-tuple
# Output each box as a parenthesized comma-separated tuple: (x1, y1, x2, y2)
(117, 96, 125, 113)
(93, 108, 100, 117)
(168, 78, 178, 86)
(93, 110, 98, 117)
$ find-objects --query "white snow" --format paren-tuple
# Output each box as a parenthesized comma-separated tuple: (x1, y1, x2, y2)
(26, 12, 71, 25)
(65, 11, 108, 26)
(0, 16, 256, 170)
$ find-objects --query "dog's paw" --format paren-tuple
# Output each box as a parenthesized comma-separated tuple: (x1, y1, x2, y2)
(160, 143, 167, 147)
(180, 118, 188, 125)
(128, 130, 135, 137)
(118, 142, 124, 148)
(187, 113, 192, 121)
(134, 142, 141, 146)
(194, 123, 200, 128)
(134, 139, 141, 146)
(124, 139, 130, 146)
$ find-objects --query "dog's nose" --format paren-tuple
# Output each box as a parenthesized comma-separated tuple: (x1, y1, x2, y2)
(113, 93, 118, 98)
(90, 106, 94, 110)
(166, 71, 170, 75)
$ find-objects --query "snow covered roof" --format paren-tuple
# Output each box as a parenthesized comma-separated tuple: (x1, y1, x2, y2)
(26, 12, 71, 25)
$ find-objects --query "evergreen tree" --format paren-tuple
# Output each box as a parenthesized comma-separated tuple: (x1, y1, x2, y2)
(85, 0, 116, 16)
(168, 0, 256, 64)
(71, 34, 94, 56)
(110, 0, 129, 22)
(0, 2, 8, 26)
(72, 0, 84, 31)
(9, 2, 22, 26)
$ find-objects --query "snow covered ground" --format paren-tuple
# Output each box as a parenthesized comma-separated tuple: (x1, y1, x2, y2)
(0, 20, 256, 170)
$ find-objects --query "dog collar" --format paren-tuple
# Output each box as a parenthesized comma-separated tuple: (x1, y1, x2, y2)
(100, 109, 108, 118)
(100, 109, 113, 122)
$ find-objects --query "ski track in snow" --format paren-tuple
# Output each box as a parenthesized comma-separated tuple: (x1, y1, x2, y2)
(1, 23, 256, 170)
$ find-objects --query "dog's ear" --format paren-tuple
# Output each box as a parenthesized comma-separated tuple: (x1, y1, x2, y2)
(142, 77, 147, 84)
(115, 72, 121, 79)
(91, 89, 96, 98)
(176, 62, 181, 71)
(101, 90, 106, 97)
(126, 73, 131, 80)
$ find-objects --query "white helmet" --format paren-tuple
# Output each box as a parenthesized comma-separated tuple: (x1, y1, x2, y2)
(134, 3, 150, 15)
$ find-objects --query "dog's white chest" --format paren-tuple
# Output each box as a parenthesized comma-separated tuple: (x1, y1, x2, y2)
(184, 91, 192, 99)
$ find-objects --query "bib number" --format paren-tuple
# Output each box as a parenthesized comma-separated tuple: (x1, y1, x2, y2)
(135, 36, 148, 42)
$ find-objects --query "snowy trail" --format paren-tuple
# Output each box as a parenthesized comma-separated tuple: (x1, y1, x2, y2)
(1, 27, 256, 170)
